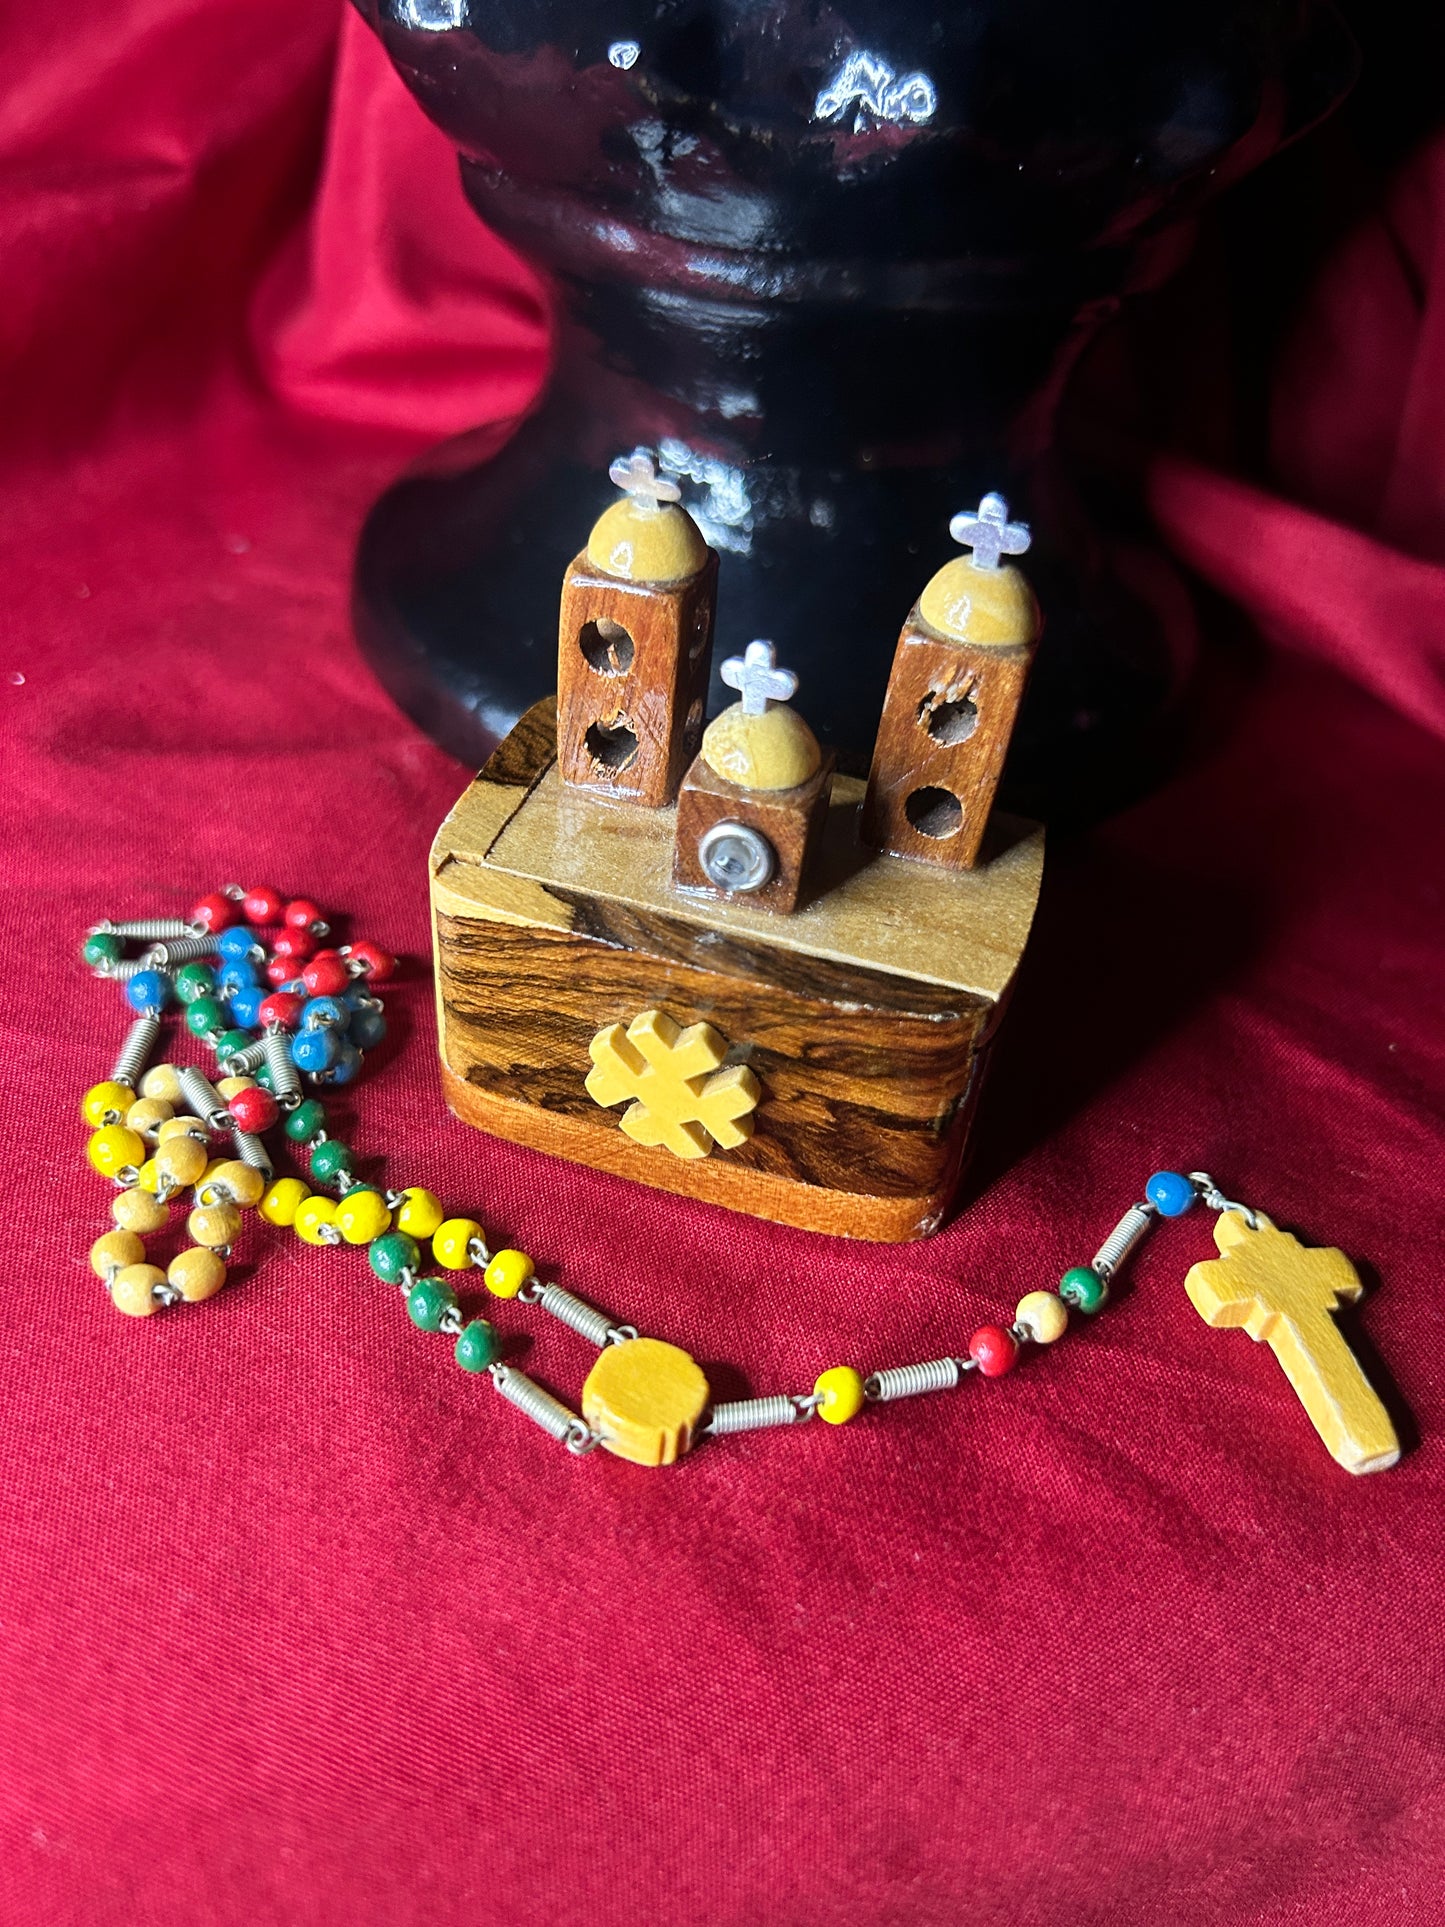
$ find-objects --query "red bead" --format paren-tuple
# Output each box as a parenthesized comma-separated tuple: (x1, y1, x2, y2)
(258, 990, 306, 1031)
(968, 1324, 1019, 1378)
(242, 885, 284, 926)
(347, 939, 397, 983)
(228, 1086, 279, 1133)
(284, 898, 326, 933)
(302, 951, 351, 997)
(272, 928, 316, 963)
(191, 892, 238, 932)
(265, 957, 295, 987)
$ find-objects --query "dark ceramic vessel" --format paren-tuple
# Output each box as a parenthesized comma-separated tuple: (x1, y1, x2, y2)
(350, 0, 1353, 808)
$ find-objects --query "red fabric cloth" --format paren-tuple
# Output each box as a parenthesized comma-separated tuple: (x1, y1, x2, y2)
(2, 7, 1444, 1923)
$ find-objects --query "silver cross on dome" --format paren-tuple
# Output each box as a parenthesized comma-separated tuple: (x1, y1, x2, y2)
(721, 640, 799, 716)
(948, 492, 1031, 570)
(608, 446, 681, 510)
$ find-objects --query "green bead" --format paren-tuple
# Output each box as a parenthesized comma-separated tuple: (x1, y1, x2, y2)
(406, 1278, 457, 1334)
(1059, 1266, 1107, 1314)
(215, 1028, 253, 1061)
(254, 1061, 274, 1091)
(185, 996, 227, 1038)
(369, 1231, 420, 1283)
(454, 1319, 500, 1372)
(285, 1099, 328, 1145)
(82, 932, 123, 967)
(174, 962, 216, 1005)
(310, 1138, 354, 1184)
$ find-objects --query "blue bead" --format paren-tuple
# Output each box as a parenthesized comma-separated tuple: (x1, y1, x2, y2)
(216, 960, 259, 995)
(216, 927, 260, 963)
(290, 1027, 340, 1073)
(326, 1040, 363, 1086)
(348, 1007, 387, 1050)
(125, 969, 172, 1013)
(279, 977, 306, 995)
(1146, 1170, 1196, 1218)
(301, 995, 350, 1032)
(342, 984, 372, 1012)
(228, 984, 265, 1028)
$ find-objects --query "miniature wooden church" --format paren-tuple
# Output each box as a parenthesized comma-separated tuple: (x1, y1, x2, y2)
(429, 453, 1045, 1241)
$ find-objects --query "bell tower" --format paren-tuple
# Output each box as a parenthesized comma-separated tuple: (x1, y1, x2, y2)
(556, 449, 718, 807)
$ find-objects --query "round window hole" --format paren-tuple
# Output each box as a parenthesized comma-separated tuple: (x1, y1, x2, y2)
(579, 618, 635, 676)
(918, 692, 978, 745)
(905, 786, 964, 839)
(584, 718, 639, 772)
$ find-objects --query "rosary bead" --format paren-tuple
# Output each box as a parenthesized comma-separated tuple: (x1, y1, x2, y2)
(140, 1063, 184, 1105)
(258, 990, 305, 1031)
(406, 1277, 457, 1333)
(454, 1319, 501, 1372)
(227, 1085, 277, 1134)
(284, 1099, 327, 1144)
(322, 1040, 363, 1085)
(83, 931, 124, 967)
(347, 1007, 386, 1051)
(88, 1124, 146, 1178)
(173, 962, 216, 1005)
(301, 995, 349, 1032)
(302, 952, 351, 998)
(185, 996, 228, 1039)
(265, 957, 295, 987)
(113, 1187, 169, 1234)
(433, 1218, 485, 1271)
(216, 926, 262, 964)
(155, 1135, 208, 1189)
(216, 1075, 255, 1100)
(242, 885, 284, 926)
(156, 1114, 208, 1143)
(228, 988, 265, 1031)
(190, 891, 238, 932)
(1146, 1170, 1196, 1218)
(1059, 1266, 1108, 1314)
(813, 1366, 866, 1424)
(291, 1027, 340, 1074)
(309, 1139, 354, 1185)
(91, 1229, 145, 1278)
(369, 1230, 420, 1283)
(483, 1248, 534, 1298)
(197, 1159, 265, 1209)
(968, 1325, 1020, 1377)
(284, 897, 326, 933)
(216, 957, 259, 993)
(272, 927, 315, 964)
(294, 1196, 340, 1243)
(135, 1157, 161, 1193)
(124, 1097, 174, 1142)
(394, 1188, 444, 1239)
(188, 1202, 241, 1249)
(1014, 1291, 1069, 1344)
(214, 1028, 256, 1065)
(260, 1177, 311, 1226)
(82, 1081, 135, 1127)
(347, 940, 396, 983)
(125, 969, 171, 1014)
(168, 1246, 226, 1303)
(335, 1187, 392, 1244)
(111, 1263, 166, 1316)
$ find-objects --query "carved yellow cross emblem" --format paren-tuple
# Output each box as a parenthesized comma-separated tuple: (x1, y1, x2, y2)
(1184, 1212, 1399, 1475)
(585, 1009, 761, 1160)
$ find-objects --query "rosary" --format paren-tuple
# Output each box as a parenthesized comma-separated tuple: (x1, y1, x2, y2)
(78, 887, 1401, 1477)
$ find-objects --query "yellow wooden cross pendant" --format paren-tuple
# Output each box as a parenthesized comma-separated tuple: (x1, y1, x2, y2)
(1184, 1212, 1399, 1475)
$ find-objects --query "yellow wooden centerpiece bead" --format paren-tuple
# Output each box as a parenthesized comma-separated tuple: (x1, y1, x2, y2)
(90, 1229, 145, 1278)
(168, 1246, 227, 1303)
(1014, 1291, 1069, 1345)
(140, 1064, 184, 1104)
(335, 1189, 392, 1244)
(157, 1114, 208, 1143)
(581, 1337, 710, 1466)
(294, 1196, 339, 1245)
(433, 1217, 484, 1271)
(483, 1248, 534, 1298)
(83, 1081, 137, 1127)
(394, 1187, 445, 1240)
(813, 1366, 866, 1424)
(87, 1124, 146, 1178)
(111, 1262, 166, 1317)
(112, 1188, 169, 1235)
(124, 1097, 174, 1142)
(155, 1134, 208, 1190)
(260, 1177, 310, 1227)
(188, 1202, 242, 1249)
(196, 1159, 265, 1209)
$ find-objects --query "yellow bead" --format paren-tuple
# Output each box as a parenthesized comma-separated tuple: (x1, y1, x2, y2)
(812, 1366, 866, 1425)
(1014, 1291, 1069, 1345)
(187, 1203, 241, 1249)
(155, 1135, 208, 1189)
(90, 1229, 145, 1278)
(585, 497, 707, 583)
(87, 1124, 146, 1178)
(112, 1188, 169, 1235)
(82, 1081, 136, 1127)
(294, 1196, 339, 1245)
(260, 1177, 310, 1227)
(168, 1246, 226, 1303)
(110, 1263, 166, 1316)
(196, 1159, 265, 1209)
(216, 1076, 257, 1101)
(483, 1248, 533, 1297)
(335, 1189, 392, 1244)
(394, 1187, 445, 1240)
(157, 1114, 208, 1143)
(433, 1217, 484, 1271)
(136, 1157, 161, 1195)
(124, 1097, 174, 1142)
(140, 1064, 184, 1104)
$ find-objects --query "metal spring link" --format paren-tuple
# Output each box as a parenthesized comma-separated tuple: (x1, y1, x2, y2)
(96, 958, 149, 981)
(262, 1028, 302, 1107)
(110, 1015, 160, 1089)
(177, 1065, 229, 1129)
(489, 1365, 596, 1454)
(220, 1037, 270, 1075)
(705, 1395, 813, 1435)
(864, 1357, 966, 1403)
(141, 933, 217, 966)
(89, 918, 198, 940)
(231, 1131, 273, 1179)
(535, 1284, 620, 1349)
(1091, 1204, 1155, 1281)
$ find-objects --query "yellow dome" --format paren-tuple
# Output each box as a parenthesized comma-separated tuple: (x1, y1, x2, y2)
(917, 558, 1041, 646)
(701, 702, 822, 792)
(586, 500, 707, 583)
